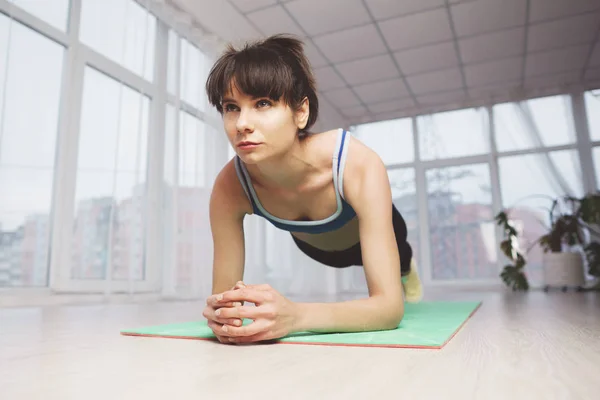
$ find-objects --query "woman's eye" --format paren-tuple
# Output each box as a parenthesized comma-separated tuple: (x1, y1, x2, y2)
(224, 104, 238, 112)
(257, 100, 271, 108)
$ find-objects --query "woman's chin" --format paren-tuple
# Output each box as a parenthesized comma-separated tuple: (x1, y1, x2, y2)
(237, 152, 266, 164)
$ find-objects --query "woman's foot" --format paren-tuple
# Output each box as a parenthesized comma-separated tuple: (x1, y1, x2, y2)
(402, 259, 423, 302)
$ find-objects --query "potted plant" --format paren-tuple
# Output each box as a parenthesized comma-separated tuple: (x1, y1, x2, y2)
(495, 192, 600, 291)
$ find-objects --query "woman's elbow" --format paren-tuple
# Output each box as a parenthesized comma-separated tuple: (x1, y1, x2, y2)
(382, 302, 404, 330)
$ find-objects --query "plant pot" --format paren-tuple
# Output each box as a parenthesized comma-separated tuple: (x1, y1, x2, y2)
(542, 252, 585, 287)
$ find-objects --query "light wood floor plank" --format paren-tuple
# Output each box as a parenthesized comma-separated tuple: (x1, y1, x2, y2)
(1, 290, 599, 399)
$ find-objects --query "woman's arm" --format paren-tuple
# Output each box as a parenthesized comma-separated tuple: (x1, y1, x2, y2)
(209, 160, 250, 294)
(294, 141, 404, 333)
(203, 161, 253, 343)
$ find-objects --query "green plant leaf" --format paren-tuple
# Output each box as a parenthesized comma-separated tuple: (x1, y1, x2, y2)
(515, 253, 526, 268)
(579, 194, 600, 225)
(584, 242, 600, 277)
(500, 239, 513, 259)
(500, 265, 529, 291)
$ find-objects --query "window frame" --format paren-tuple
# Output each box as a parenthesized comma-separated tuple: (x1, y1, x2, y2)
(0, 0, 223, 294)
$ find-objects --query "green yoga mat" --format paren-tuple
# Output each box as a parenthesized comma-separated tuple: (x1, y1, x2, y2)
(121, 301, 481, 349)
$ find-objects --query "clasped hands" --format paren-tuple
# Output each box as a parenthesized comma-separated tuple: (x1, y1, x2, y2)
(202, 282, 298, 345)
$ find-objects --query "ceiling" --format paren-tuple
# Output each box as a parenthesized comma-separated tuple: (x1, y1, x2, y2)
(166, 0, 600, 130)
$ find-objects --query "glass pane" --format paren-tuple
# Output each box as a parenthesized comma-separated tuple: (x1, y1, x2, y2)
(180, 38, 207, 110)
(594, 147, 600, 190)
(11, 0, 70, 31)
(172, 112, 210, 293)
(426, 163, 497, 280)
(179, 111, 206, 187)
(498, 150, 584, 284)
(0, 17, 64, 287)
(388, 168, 420, 265)
(418, 108, 490, 161)
(584, 90, 600, 142)
(164, 104, 177, 186)
(79, 0, 156, 80)
(353, 118, 414, 165)
(72, 67, 149, 281)
(161, 104, 176, 292)
(167, 30, 178, 95)
(494, 95, 576, 152)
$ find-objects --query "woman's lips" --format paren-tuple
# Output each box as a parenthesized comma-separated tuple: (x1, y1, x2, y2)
(237, 142, 261, 150)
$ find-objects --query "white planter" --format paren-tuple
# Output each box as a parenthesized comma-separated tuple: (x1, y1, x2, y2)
(542, 252, 585, 287)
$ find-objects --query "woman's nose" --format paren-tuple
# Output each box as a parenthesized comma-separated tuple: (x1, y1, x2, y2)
(235, 108, 254, 132)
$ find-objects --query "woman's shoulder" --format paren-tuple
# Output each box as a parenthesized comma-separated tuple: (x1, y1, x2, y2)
(307, 128, 378, 167)
(211, 157, 253, 216)
(304, 128, 346, 156)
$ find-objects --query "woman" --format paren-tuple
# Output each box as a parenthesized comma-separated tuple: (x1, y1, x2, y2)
(202, 34, 422, 345)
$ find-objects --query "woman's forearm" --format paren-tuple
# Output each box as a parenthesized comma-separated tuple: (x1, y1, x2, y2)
(292, 296, 404, 334)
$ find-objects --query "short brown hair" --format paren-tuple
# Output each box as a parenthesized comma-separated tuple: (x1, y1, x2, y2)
(205, 34, 319, 136)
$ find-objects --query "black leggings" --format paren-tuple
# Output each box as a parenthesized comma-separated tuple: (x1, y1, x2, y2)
(291, 205, 413, 276)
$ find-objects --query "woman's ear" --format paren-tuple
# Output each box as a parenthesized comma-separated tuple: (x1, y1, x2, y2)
(296, 97, 310, 130)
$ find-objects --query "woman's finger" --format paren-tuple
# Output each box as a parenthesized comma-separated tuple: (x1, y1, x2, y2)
(228, 331, 275, 344)
(232, 281, 246, 290)
(215, 334, 230, 344)
(217, 287, 271, 305)
(209, 313, 243, 327)
(208, 320, 232, 337)
(204, 306, 243, 326)
(243, 284, 272, 291)
(220, 318, 270, 338)
(218, 301, 243, 307)
(206, 297, 243, 308)
(216, 304, 271, 320)
(217, 317, 243, 327)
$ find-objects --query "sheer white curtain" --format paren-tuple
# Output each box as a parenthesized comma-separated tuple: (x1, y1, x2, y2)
(494, 96, 586, 211)
(513, 97, 582, 197)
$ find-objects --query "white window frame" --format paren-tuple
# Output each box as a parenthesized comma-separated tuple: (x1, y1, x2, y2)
(0, 0, 224, 295)
(47, 0, 167, 293)
(386, 93, 599, 289)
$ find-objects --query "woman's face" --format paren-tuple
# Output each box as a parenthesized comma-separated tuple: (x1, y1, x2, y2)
(221, 83, 308, 164)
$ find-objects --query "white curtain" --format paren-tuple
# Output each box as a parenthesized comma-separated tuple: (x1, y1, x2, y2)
(514, 98, 582, 197)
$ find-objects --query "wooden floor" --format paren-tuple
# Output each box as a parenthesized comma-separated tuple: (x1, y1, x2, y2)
(1, 289, 600, 399)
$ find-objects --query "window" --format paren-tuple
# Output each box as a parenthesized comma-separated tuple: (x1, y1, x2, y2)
(163, 104, 177, 186)
(167, 33, 209, 107)
(0, 16, 64, 287)
(353, 118, 414, 165)
(161, 106, 210, 293)
(79, 0, 156, 80)
(388, 168, 420, 264)
(418, 107, 490, 161)
(498, 150, 584, 209)
(179, 38, 208, 110)
(426, 163, 497, 280)
(584, 90, 600, 142)
(10, 0, 70, 31)
(71, 67, 149, 281)
(494, 95, 576, 152)
(497, 150, 584, 284)
(179, 111, 206, 188)
(167, 30, 178, 95)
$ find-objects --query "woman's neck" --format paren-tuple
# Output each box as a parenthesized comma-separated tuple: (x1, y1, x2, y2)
(246, 140, 317, 191)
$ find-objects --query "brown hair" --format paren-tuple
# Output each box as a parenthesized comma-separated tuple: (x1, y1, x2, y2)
(205, 34, 319, 137)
